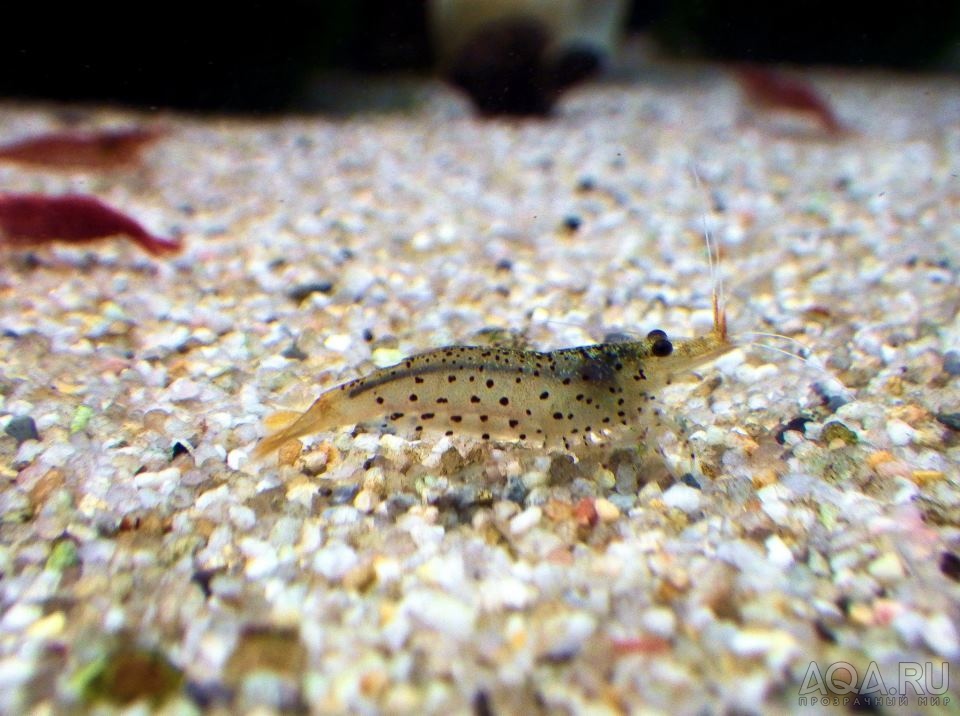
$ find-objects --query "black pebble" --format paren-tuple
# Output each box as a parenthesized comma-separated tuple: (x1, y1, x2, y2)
(281, 342, 309, 361)
(331, 484, 360, 505)
(940, 552, 960, 582)
(495, 258, 513, 272)
(680, 473, 702, 489)
(776, 416, 811, 444)
(944, 350, 960, 377)
(5, 415, 39, 444)
(936, 413, 960, 431)
(171, 441, 191, 459)
(287, 281, 334, 302)
(190, 568, 218, 597)
(473, 690, 494, 716)
(503, 475, 528, 505)
(385, 493, 418, 516)
(562, 215, 582, 232)
(812, 382, 849, 413)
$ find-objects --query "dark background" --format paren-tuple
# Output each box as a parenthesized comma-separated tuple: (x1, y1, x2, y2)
(2, 0, 958, 112)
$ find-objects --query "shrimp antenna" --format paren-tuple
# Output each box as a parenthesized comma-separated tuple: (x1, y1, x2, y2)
(690, 163, 726, 340)
(735, 331, 855, 399)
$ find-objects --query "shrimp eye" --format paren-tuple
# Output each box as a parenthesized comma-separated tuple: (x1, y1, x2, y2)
(647, 329, 668, 341)
(651, 338, 673, 357)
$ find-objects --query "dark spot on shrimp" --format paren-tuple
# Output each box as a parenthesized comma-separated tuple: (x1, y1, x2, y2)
(579, 358, 615, 383)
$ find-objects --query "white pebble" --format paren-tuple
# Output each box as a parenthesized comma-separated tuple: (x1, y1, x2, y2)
(885, 419, 915, 447)
(244, 549, 279, 579)
(227, 449, 248, 471)
(765, 535, 794, 568)
(229, 505, 257, 531)
(195, 484, 231, 512)
(402, 589, 477, 640)
(15, 441, 44, 465)
(640, 607, 677, 638)
(324, 333, 353, 352)
(0, 657, 35, 688)
(312, 543, 359, 581)
(539, 612, 596, 657)
(509, 506, 542, 535)
(39, 443, 76, 468)
(867, 552, 904, 582)
(133, 467, 181, 491)
(760, 499, 790, 525)
(0, 604, 41, 632)
(661, 484, 701, 513)
(167, 378, 202, 402)
(923, 613, 960, 659)
(479, 578, 534, 610)
(728, 628, 798, 669)
(193, 443, 227, 464)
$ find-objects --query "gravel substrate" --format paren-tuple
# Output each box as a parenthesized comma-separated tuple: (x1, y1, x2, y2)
(1, 64, 959, 713)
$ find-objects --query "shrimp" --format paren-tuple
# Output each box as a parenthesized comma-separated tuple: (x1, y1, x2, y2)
(0, 193, 181, 256)
(733, 64, 847, 135)
(254, 284, 733, 460)
(0, 126, 164, 169)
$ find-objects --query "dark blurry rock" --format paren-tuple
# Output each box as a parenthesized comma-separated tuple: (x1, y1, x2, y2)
(937, 413, 960, 432)
(944, 350, 960, 376)
(430, 0, 627, 115)
(287, 281, 333, 302)
(5, 415, 40, 444)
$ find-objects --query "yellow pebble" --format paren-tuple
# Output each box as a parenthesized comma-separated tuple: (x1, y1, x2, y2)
(910, 469, 944, 485)
(751, 469, 778, 489)
(26, 611, 65, 639)
(866, 451, 895, 470)
(594, 497, 620, 522)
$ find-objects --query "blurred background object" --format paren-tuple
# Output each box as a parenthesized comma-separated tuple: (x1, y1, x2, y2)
(0, 1, 957, 114)
(429, 0, 627, 114)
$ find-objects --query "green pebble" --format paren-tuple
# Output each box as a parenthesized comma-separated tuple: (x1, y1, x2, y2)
(70, 405, 95, 434)
(46, 539, 79, 571)
(819, 503, 839, 531)
(79, 645, 184, 706)
(821, 421, 858, 445)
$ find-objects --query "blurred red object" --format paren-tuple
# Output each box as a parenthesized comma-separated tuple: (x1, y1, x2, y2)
(0, 193, 181, 256)
(0, 127, 163, 169)
(734, 65, 846, 134)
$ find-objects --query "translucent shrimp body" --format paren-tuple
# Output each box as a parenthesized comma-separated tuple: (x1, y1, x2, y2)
(254, 301, 732, 458)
